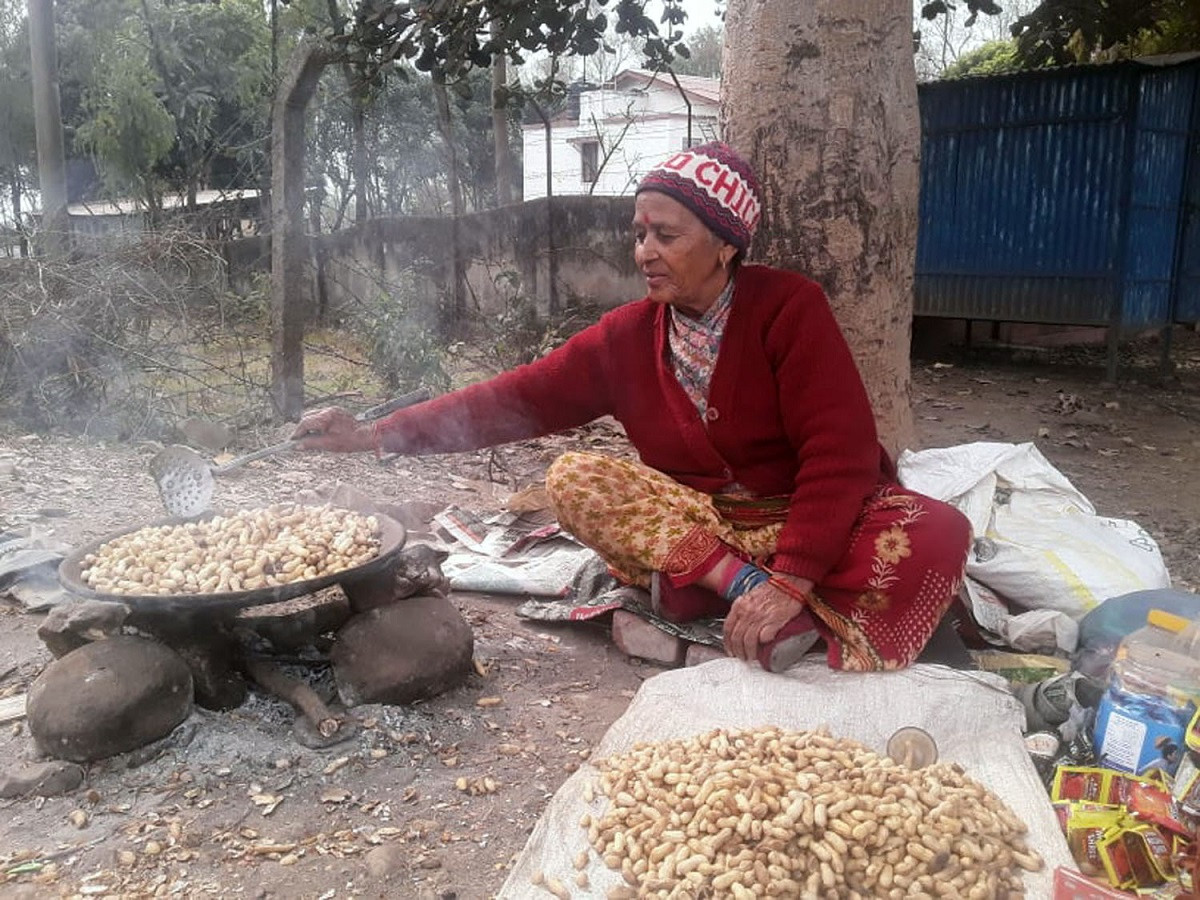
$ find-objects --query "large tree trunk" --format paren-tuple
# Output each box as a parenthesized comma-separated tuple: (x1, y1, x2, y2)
(721, 0, 919, 456)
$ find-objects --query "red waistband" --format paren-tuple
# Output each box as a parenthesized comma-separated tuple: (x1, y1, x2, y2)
(712, 493, 790, 529)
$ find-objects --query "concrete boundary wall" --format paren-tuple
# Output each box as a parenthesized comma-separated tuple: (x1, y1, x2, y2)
(224, 196, 644, 323)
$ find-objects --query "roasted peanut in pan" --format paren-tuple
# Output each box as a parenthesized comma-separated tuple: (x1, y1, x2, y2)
(79, 503, 381, 595)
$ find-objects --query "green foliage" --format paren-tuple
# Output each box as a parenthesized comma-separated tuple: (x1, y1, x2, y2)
(448, 68, 525, 211)
(330, 0, 691, 87)
(922, 0, 1200, 67)
(921, 1, 1002, 28)
(217, 270, 272, 327)
(672, 24, 723, 78)
(0, 0, 36, 236)
(353, 275, 451, 393)
(309, 60, 522, 221)
(74, 42, 177, 200)
(486, 269, 550, 370)
(941, 39, 1024, 78)
(1010, 0, 1175, 64)
(440, 268, 581, 380)
(1126, 0, 1200, 56)
(56, 0, 274, 206)
(146, 0, 273, 191)
(0, 7, 34, 179)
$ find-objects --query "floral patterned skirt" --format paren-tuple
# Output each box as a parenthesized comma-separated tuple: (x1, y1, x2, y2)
(545, 451, 971, 671)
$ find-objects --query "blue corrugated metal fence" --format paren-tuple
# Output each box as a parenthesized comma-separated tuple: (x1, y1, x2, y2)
(915, 58, 1200, 332)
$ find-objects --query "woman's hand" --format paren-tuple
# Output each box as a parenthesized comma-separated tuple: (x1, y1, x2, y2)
(722, 574, 815, 661)
(289, 407, 376, 453)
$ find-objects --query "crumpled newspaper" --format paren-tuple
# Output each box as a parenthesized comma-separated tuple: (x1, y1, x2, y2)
(0, 528, 71, 611)
(515, 552, 725, 646)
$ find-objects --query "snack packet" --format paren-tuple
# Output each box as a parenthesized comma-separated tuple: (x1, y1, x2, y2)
(1127, 780, 1192, 838)
(1067, 807, 1126, 877)
(1172, 751, 1200, 816)
(1054, 766, 1112, 803)
(1098, 825, 1165, 890)
(1129, 823, 1176, 881)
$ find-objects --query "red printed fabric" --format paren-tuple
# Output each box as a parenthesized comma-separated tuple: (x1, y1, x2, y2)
(546, 451, 971, 671)
(372, 265, 889, 587)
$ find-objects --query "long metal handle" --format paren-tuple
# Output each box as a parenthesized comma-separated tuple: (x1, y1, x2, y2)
(210, 388, 432, 475)
(211, 438, 299, 474)
(357, 388, 430, 421)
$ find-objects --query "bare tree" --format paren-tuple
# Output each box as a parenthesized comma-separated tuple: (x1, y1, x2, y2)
(583, 101, 637, 195)
(913, 0, 1040, 80)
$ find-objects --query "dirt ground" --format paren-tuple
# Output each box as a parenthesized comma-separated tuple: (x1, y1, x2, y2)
(0, 326, 1198, 900)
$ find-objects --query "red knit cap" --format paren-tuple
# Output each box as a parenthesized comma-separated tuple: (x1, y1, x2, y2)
(636, 142, 762, 251)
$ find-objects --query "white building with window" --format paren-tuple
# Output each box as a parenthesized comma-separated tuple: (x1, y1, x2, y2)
(522, 68, 720, 201)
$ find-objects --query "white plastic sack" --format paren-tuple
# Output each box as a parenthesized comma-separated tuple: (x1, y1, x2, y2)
(962, 580, 1083, 654)
(898, 442, 1170, 649)
(499, 659, 1073, 899)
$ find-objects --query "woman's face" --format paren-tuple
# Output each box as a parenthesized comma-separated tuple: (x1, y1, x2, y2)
(633, 191, 734, 316)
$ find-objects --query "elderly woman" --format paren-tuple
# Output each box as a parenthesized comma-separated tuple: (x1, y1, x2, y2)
(293, 142, 971, 673)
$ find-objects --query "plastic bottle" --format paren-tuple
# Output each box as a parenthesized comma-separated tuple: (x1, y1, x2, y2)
(1073, 589, 1200, 678)
(1092, 611, 1200, 776)
(1146, 608, 1200, 658)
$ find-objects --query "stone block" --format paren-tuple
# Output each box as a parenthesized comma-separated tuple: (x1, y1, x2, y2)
(332, 596, 473, 706)
(684, 642, 728, 667)
(0, 760, 85, 798)
(611, 611, 684, 667)
(27, 636, 193, 762)
(37, 600, 129, 658)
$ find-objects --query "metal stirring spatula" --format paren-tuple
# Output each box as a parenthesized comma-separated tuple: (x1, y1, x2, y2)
(149, 390, 430, 517)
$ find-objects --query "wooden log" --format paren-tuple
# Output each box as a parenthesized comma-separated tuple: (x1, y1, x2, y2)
(244, 658, 341, 738)
(0, 693, 27, 724)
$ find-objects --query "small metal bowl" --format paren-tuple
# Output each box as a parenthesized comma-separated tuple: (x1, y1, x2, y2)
(886, 726, 939, 769)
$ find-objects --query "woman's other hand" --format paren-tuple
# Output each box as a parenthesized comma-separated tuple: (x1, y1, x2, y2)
(722, 575, 815, 661)
(290, 407, 376, 453)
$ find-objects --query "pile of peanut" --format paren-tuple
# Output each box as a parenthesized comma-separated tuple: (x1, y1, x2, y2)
(539, 726, 1042, 900)
(79, 503, 381, 596)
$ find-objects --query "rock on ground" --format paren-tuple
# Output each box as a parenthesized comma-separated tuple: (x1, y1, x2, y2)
(36, 599, 130, 658)
(331, 596, 474, 706)
(364, 843, 407, 881)
(27, 636, 194, 762)
(611, 609, 685, 666)
(0, 760, 85, 798)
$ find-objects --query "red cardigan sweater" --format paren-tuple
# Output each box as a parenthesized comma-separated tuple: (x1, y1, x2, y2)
(375, 264, 891, 584)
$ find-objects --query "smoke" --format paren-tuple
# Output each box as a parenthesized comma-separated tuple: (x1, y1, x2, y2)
(0, 228, 260, 440)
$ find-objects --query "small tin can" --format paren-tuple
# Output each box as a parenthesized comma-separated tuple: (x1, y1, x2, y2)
(1025, 730, 1062, 783)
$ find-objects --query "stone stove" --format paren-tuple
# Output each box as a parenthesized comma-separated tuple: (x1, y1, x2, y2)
(27, 545, 471, 764)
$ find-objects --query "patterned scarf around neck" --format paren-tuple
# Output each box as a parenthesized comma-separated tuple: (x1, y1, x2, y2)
(667, 277, 735, 417)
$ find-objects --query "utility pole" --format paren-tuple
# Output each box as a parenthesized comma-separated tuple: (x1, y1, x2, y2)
(490, 19, 515, 206)
(27, 0, 68, 257)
